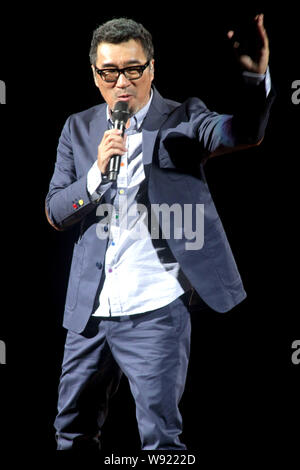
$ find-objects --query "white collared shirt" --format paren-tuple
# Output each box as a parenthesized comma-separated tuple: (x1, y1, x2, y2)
(87, 92, 190, 317)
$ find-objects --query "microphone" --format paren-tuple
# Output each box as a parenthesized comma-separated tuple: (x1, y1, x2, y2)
(108, 101, 132, 182)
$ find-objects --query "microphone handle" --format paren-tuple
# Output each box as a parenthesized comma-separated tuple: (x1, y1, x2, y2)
(108, 120, 126, 182)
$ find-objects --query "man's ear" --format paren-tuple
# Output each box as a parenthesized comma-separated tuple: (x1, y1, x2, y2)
(150, 59, 155, 79)
(91, 65, 98, 87)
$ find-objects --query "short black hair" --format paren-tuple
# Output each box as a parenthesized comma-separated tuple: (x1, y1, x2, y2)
(89, 18, 154, 66)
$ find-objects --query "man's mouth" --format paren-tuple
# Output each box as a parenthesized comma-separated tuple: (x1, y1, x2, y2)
(117, 94, 132, 101)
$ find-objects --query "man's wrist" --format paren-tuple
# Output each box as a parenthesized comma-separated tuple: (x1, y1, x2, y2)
(87, 161, 111, 202)
(242, 66, 271, 96)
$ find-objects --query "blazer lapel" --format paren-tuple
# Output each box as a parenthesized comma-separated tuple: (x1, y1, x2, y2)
(142, 87, 173, 166)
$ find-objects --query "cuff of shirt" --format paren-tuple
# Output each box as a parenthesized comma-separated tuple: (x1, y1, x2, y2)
(242, 66, 271, 97)
(87, 160, 111, 202)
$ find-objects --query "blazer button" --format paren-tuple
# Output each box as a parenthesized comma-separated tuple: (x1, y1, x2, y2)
(96, 262, 102, 270)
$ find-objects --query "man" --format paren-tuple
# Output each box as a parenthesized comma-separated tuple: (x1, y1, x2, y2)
(46, 16, 275, 450)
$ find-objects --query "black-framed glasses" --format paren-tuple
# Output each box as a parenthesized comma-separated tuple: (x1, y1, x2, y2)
(94, 61, 150, 83)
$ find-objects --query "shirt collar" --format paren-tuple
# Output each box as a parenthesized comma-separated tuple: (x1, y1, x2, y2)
(106, 89, 153, 132)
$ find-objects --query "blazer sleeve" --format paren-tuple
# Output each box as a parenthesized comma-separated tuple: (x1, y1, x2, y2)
(195, 78, 276, 156)
(45, 116, 104, 230)
(158, 79, 276, 166)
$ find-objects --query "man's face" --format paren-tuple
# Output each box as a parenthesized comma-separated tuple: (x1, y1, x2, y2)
(92, 39, 154, 115)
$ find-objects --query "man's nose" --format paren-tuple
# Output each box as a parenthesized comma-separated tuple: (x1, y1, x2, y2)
(116, 72, 131, 87)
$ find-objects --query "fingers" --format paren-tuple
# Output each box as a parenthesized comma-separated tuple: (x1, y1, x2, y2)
(101, 129, 127, 158)
(227, 13, 268, 48)
(97, 129, 127, 174)
(255, 13, 264, 26)
(226, 13, 269, 74)
(254, 13, 269, 48)
(227, 30, 240, 49)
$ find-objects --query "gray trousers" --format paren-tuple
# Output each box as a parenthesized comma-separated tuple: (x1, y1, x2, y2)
(54, 293, 191, 450)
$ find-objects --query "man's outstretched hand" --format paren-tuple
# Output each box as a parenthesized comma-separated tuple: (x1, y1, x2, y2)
(227, 13, 269, 75)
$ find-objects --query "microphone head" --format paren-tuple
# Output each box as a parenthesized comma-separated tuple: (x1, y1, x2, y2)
(112, 101, 132, 123)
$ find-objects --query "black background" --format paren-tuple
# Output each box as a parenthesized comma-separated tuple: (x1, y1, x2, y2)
(0, 1, 299, 464)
